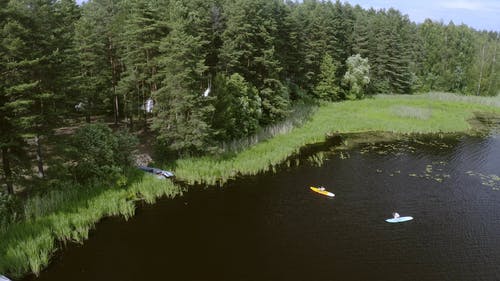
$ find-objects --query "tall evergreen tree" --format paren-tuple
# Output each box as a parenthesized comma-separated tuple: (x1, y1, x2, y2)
(219, 0, 281, 88)
(74, 0, 124, 123)
(360, 9, 414, 94)
(329, 1, 355, 76)
(117, 0, 170, 127)
(152, 0, 213, 155)
(21, 0, 82, 179)
(384, 9, 413, 94)
(219, 0, 289, 125)
(74, 1, 112, 122)
(295, 0, 331, 92)
(0, 0, 41, 192)
(314, 54, 341, 101)
(352, 6, 372, 59)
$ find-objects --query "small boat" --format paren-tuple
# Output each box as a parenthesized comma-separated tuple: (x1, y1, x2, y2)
(310, 186, 335, 197)
(138, 166, 174, 178)
(385, 216, 413, 223)
(1, 275, 12, 281)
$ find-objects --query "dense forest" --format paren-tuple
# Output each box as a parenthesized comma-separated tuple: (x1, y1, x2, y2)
(1, 0, 499, 199)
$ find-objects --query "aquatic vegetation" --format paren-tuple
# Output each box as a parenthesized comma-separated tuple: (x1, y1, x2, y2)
(307, 152, 326, 167)
(331, 150, 350, 160)
(466, 171, 500, 190)
(406, 162, 450, 183)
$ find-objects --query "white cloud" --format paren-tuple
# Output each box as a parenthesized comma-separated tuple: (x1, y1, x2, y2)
(440, 1, 484, 11)
(439, 0, 500, 12)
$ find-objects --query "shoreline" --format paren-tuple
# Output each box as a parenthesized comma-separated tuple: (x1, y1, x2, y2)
(2, 93, 500, 279)
(173, 93, 500, 185)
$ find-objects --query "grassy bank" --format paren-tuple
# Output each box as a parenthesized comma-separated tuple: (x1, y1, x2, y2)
(173, 93, 500, 185)
(0, 175, 181, 278)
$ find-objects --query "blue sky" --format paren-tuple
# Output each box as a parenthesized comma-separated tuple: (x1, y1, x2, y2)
(344, 0, 500, 31)
(75, 0, 500, 32)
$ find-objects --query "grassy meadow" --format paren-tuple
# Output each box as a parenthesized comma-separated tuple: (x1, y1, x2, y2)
(173, 93, 500, 185)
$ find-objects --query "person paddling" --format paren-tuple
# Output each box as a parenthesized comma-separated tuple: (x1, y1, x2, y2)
(392, 212, 400, 219)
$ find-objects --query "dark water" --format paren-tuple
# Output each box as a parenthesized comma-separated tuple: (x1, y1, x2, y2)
(25, 131, 500, 281)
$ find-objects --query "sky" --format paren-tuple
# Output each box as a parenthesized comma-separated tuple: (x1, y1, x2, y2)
(344, 0, 500, 31)
(75, 0, 500, 32)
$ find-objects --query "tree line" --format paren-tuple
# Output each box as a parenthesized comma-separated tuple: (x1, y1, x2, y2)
(1, 0, 499, 195)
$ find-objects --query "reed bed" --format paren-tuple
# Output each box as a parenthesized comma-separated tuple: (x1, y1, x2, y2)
(377, 92, 500, 108)
(391, 105, 433, 120)
(219, 102, 317, 153)
(0, 175, 181, 278)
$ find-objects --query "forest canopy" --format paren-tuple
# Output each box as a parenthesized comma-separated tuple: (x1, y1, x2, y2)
(1, 0, 499, 194)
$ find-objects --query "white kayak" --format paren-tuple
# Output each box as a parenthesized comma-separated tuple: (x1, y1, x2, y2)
(385, 216, 413, 223)
(0, 275, 11, 281)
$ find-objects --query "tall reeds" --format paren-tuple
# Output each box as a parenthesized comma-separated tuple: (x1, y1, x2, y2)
(391, 105, 433, 120)
(377, 92, 500, 108)
(0, 175, 181, 278)
(219, 102, 317, 153)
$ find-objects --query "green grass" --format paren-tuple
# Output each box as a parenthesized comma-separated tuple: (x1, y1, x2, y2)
(0, 175, 181, 278)
(391, 105, 433, 120)
(173, 93, 500, 185)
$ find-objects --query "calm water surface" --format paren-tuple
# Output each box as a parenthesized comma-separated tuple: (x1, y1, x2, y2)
(25, 131, 500, 281)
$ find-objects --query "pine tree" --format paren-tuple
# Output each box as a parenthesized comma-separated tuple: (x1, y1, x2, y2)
(286, 1, 353, 94)
(329, 1, 355, 76)
(152, 0, 213, 155)
(0, 0, 40, 192)
(385, 9, 413, 94)
(360, 9, 414, 94)
(297, 0, 331, 92)
(53, 0, 81, 98)
(219, 0, 281, 87)
(279, 1, 311, 96)
(352, 7, 371, 58)
(74, 0, 124, 123)
(20, 0, 82, 179)
(117, 0, 170, 127)
(314, 54, 341, 101)
(219, 0, 289, 125)
(74, 1, 112, 122)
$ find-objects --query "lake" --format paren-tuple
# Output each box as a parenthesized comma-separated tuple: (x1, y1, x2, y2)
(24, 129, 500, 281)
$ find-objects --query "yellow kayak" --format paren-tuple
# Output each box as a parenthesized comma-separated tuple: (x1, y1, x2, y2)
(310, 186, 335, 197)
